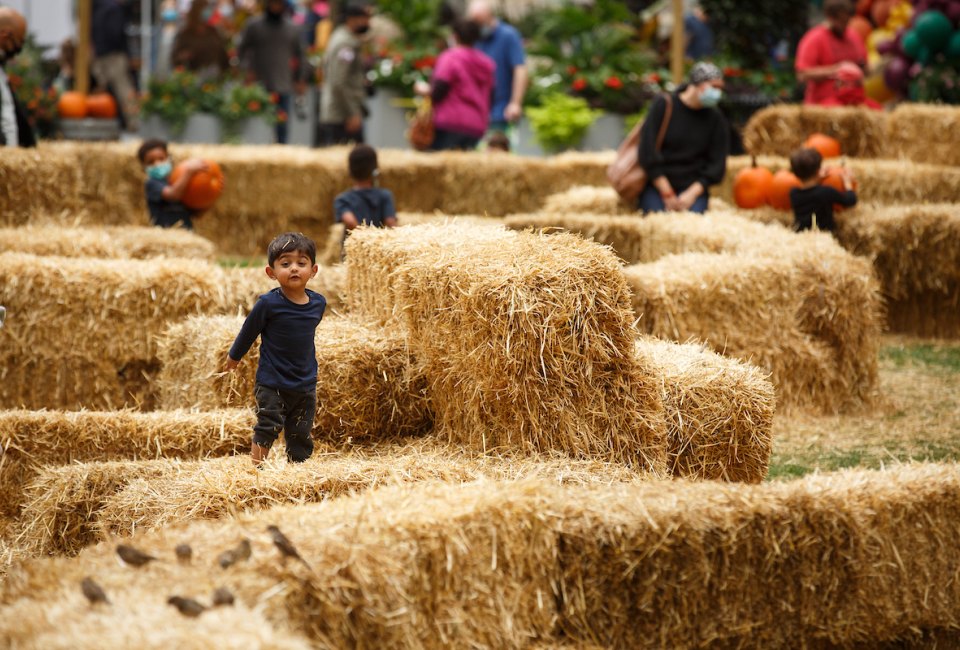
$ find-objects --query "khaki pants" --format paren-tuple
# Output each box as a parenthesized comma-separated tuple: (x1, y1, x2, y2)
(92, 52, 139, 132)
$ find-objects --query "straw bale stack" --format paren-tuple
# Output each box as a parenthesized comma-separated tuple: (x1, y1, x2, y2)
(722, 155, 960, 205)
(742, 104, 887, 158)
(0, 409, 252, 517)
(380, 226, 668, 468)
(541, 185, 632, 215)
(345, 222, 512, 324)
(0, 147, 85, 224)
(5, 464, 960, 648)
(156, 315, 431, 440)
(886, 104, 960, 166)
(0, 224, 215, 260)
(13, 440, 645, 558)
(635, 337, 775, 483)
(836, 203, 960, 337)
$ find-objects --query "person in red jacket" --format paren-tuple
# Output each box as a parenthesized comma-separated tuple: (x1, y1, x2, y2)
(795, 0, 878, 108)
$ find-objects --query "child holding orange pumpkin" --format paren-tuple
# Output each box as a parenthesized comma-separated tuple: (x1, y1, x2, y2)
(788, 147, 857, 234)
(136, 138, 208, 229)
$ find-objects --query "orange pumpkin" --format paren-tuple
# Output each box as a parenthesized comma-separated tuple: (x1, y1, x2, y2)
(85, 93, 118, 119)
(170, 160, 224, 211)
(803, 133, 842, 159)
(57, 91, 87, 118)
(820, 166, 858, 212)
(733, 157, 774, 209)
(767, 169, 802, 211)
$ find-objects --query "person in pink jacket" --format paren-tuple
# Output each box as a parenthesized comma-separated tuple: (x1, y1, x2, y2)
(416, 19, 495, 151)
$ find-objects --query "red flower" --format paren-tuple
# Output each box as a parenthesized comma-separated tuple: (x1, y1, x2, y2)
(572, 78, 587, 91)
(277, 110, 288, 123)
(413, 55, 436, 70)
(604, 76, 624, 90)
(248, 100, 261, 112)
(270, 92, 280, 104)
(567, 65, 578, 75)
(723, 66, 744, 78)
(764, 73, 775, 83)
(646, 72, 661, 83)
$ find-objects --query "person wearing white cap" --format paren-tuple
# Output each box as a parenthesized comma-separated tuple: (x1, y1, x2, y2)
(637, 61, 728, 215)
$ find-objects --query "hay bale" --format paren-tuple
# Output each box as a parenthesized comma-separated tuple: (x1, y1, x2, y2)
(635, 337, 775, 483)
(541, 185, 631, 215)
(886, 103, 960, 167)
(156, 315, 432, 441)
(5, 464, 960, 648)
(345, 222, 511, 324)
(624, 237, 881, 413)
(0, 409, 252, 518)
(381, 226, 668, 469)
(722, 155, 960, 206)
(742, 104, 887, 158)
(0, 224, 215, 260)
(836, 203, 960, 338)
(13, 440, 644, 558)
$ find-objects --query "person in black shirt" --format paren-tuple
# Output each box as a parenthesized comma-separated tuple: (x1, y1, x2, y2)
(334, 144, 396, 257)
(637, 61, 729, 214)
(638, 61, 730, 214)
(136, 139, 208, 229)
(226, 233, 327, 466)
(788, 147, 857, 233)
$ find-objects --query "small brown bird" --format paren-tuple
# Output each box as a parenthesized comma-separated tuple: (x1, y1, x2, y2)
(167, 595, 207, 618)
(267, 525, 309, 568)
(116, 544, 157, 567)
(217, 539, 251, 569)
(211, 587, 235, 607)
(80, 577, 109, 605)
(175, 543, 192, 564)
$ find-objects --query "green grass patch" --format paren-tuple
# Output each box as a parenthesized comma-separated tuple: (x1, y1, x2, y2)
(217, 256, 265, 269)
(767, 440, 960, 481)
(880, 343, 960, 372)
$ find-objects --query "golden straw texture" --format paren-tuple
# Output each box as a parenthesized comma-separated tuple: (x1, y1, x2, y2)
(0, 224, 215, 259)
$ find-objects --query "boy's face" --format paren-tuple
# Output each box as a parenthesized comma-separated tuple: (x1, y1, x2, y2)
(266, 251, 318, 292)
(142, 147, 168, 168)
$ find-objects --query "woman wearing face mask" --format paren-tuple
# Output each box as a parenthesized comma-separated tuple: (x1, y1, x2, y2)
(637, 61, 729, 215)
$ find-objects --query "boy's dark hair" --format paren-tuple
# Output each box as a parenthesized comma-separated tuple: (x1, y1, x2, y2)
(348, 144, 378, 181)
(267, 232, 317, 266)
(823, 0, 854, 18)
(452, 18, 482, 47)
(487, 131, 510, 152)
(790, 147, 823, 182)
(137, 138, 168, 165)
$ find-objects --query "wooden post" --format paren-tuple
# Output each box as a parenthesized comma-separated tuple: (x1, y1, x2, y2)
(671, 0, 685, 86)
(76, 0, 91, 94)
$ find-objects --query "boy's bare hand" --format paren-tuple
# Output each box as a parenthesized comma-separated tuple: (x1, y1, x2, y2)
(184, 159, 209, 175)
(225, 357, 240, 371)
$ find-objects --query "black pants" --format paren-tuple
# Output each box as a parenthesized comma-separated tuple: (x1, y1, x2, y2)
(253, 383, 316, 462)
(431, 128, 480, 151)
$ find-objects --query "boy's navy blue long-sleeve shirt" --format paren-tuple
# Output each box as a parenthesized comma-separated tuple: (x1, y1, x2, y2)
(228, 288, 326, 391)
(790, 185, 857, 232)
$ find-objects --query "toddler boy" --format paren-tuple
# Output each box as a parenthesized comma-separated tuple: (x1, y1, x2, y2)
(334, 144, 397, 245)
(226, 232, 327, 466)
(789, 147, 857, 233)
(136, 138, 207, 229)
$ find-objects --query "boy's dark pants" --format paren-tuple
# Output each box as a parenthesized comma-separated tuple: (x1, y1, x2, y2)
(253, 383, 316, 462)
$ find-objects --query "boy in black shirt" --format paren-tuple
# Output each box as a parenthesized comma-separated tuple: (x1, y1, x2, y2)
(136, 139, 208, 229)
(789, 147, 857, 233)
(334, 144, 396, 257)
(226, 232, 327, 466)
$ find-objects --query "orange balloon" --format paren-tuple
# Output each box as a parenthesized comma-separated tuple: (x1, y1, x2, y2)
(57, 91, 87, 119)
(733, 163, 774, 209)
(804, 133, 843, 159)
(871, 0, 895, 27)
(169, 160, 224, 211)
(85, 93, 117, 119)
(848, 15, 873, 43)
(767, 170, 802, 211)
(856, 0, 874, 16)
(820, 166, 858, 212)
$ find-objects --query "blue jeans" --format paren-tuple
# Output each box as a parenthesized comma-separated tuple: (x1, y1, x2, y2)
(275, 93, 291, 144)
(638, 184, 709, 215)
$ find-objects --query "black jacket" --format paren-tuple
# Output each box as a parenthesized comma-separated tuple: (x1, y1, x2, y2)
(0, 76, 37, 148)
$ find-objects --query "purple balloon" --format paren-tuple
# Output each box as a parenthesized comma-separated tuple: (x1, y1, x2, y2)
(876, 38, 897, 55)
(947, 2, 960, 24)
(884, 56, 911, 91)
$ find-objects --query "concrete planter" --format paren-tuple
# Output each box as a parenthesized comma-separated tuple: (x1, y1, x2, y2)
(366, 88, 412, 150)
(580, 113, 627, 152)
(140, 114, 172, 141)
(180, 113, 222, 144)
(238, 117, 275, 144)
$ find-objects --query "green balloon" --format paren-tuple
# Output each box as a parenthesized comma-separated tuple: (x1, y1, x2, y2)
(917, 45, 933, 65)
(948, 31, 960, 60)
(902, 30, 923, 59)
(915, 10, 953, 52)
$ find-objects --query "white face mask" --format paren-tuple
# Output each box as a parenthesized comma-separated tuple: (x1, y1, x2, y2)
(700, 85, 722, 107)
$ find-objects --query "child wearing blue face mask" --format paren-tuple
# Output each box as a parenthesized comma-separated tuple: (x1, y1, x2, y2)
(136, 139, 208, 229)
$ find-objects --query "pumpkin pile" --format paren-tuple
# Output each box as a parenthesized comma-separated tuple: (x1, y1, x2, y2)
(733, 134, 847, 211)
(57, 91, 118, 120)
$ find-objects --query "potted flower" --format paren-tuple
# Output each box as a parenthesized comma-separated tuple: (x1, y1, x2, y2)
(141, 69, 202, 138)
(6, 36, 60, 139)
(217, 83, 278, 144)
(526, 92, 601, 152)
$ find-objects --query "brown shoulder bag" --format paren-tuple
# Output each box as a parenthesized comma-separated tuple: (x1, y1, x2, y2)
(606, 94, 673, 205)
